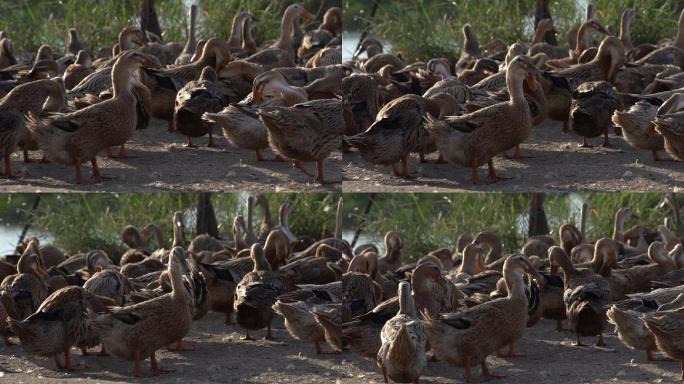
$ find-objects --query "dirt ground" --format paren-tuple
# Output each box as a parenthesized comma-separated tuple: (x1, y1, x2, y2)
(0, 312, 682, 384)
(343, 120, 684, 192)
(0, 119, 342, 193)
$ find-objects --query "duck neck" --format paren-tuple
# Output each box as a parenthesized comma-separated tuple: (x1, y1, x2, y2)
(675, 10, 684, 49)
(612, 211, 626, 242)
(253, 251, 271, 272)
(228, 13, 246, 49)
(531, 24, 550, 45)
(551, 248, 577, 276)
(119, 31, 136, 51)
(42, 81, 65, 114)
(172, 223, 185, 248)
(111, 60, 135, 98)
(504, 266, 526, 300)
(575, 23, 593, 53)
(459, 250, 479, 275)
(242, 17, 257, 51)
(334, 197, 343, 239)
(183, 6, 197, 55)
(276, 8, 299, 54)
(464, 28, 480, 55)
(398, 284, 416, 317)
(168, 258, 186, 300)
(620, 14, 633, 51)
(507, 69, 526, 107)
(247, 197, 255, 242)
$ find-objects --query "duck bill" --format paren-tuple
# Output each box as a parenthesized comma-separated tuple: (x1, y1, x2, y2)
(526, 74, 538, 92)
(251, 87, 263, 105)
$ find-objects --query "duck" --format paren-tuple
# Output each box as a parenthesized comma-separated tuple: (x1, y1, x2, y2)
(27, 51, 158, 184)
(541, 36, 625, 131)
(174, 66, 226, 147)
(423, 255, 534, 382)
(447, 243, 484, 284)
(641, 294, 684, 380)
(342, 73, 381, 137)
(89, 247, 192, 377)
(550, 245, 610, 346)
(65, 28, 86, 56)
(258, 98, 342, 183)
(608, 285, 684, 362)
(377, 281, 427, 384)
(0, 291, 16, 345)
(142, 37, 231, 132)
(0, 246, 49, 320)
(635, 9, 684, 69)
(0, 110, 25, 177)
(83, 253, 133, 305)
(425, 55, 539, 184)
(63, 50, 94, 90)
(612, 98, 672, 161)
(654, 93, 684, 161)
(0, 38, 17, 70)
(543, 20, 611, 67)
(7, 286, 110, 370)
(298, 7, 341, 61)
(174, 4, 198, 65)
(569, 81, 620, 147)
(273, 300, 340, 354)
(455, 24, 482, 73)
(202, 70, 307, 162)
(244, 4, 314, 70)
(234, 243, 287, 340)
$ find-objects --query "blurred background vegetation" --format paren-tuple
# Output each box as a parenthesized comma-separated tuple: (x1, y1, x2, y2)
(0, 0, 335, 55)
(0, 193, 679, 263)
(344, 0, 684, 63)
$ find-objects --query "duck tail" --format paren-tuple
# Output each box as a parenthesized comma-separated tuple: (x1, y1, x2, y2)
(25, 112, 72, 164)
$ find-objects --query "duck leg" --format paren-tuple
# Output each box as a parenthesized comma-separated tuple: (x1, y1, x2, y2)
(242, 329, 256, 341)
(108, 144, 134, 158)
(3, 153, 21, 178)
(80, 347, 88, 356)
(224, 312, 233, 325)
(555, 319, 569, 332)
(463, 356, 472, 383)
(22, 148, 31, 163)
(184, 136, 198, 148)
(487, 159, 511, 182)
(91, 158, 113, 182)
(481, 358, 505, 380)
(293, 160, 314, 177)
(391, 163, 400, 176)
(150, 351, 174, 374)
(400, 154, 413, 178)
(601, 129, 613, 148)
(595, 334, 607, 347)
(314, 340, 339, 355)
(265, 320, 274, 340)
(504, 144, 533, 160)
(579, 137, 595, 148)
(63, 348, 73, 370)
(53, 354, 65, 370)
(380, 362, 389, 384)
(496, 342, 526, 357)
(99, 345, 109, 356)
(573, 333, 585, 347)
(471, 159, 484, 184)
(167, 339, 194, 352)
(207, 131, 217, 148)
(314, 159, 327, 184)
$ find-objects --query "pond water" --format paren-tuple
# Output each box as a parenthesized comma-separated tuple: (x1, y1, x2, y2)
(0, 225, 52, 255)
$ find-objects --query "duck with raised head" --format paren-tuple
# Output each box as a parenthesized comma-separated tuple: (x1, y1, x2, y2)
(245, 4, 314, 70)
(377, 281, 427, 384)
(90, 247, 193, 377)
(0, 38, 17, 71)
(27, 51, 158, 184)
(424, 55, 539, 184)
(423, 255, 534, 382)
(175, 4, 198, 65)
(544, 19, 611, 68)
(550, 245, 610, 346)
(63, 50, 94, 90)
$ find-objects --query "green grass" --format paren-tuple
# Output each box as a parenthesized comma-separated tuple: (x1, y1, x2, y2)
(0, 0, 333, 55)
(0, 193, 677, 263)
(346, 0, 681, 63)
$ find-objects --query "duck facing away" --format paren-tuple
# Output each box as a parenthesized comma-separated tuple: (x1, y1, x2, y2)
(377, 281, 427, 384)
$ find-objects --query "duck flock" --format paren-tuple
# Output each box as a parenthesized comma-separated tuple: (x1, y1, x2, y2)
(343, 5, 684, 184)
(1, 195, 684, 382)
(0, 3, 342, 184)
